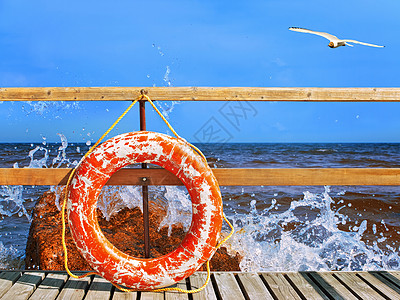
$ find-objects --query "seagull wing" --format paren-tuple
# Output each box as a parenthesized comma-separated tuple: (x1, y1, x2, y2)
(342, 39, 384, 48)
(289, 27, 339, 41)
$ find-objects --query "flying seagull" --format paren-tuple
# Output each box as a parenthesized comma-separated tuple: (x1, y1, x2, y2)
(289, 27, 384, 48)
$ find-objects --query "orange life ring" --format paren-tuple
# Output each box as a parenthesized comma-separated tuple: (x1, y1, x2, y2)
(67, 131, 223, 290)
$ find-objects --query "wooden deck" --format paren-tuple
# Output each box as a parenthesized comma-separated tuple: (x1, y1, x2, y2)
(0, 271, 399, 300)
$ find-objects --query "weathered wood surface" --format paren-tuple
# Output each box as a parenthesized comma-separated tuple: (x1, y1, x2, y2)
(0, 272, 21, 298)
(285, 272, 328, 300)
(261, 273, 302, 299)
(0, 271, 398, 299)
(0, 272, 45, 300)
(56, 275, 91, 300)
(29, 273, 68, 300)
(2, 87, 400, 102)
(213, 272, 245, 300)
(190, 272, 217, 300)
(85, 275, 113, 300)
(1, 167, 400, 186)
(237, 272, 274, 299)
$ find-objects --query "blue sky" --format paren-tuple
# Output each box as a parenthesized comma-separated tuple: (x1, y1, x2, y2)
(1, 0, 399, 143)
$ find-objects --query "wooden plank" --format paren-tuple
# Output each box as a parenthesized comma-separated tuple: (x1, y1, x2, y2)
(112, 289, 138, 300)
(2, 87, 400, 102)
(213, 272, 245, 300)
(309, 272, 356, 300)
(0, 272, 21, 298)
(189, 272, 218, 300)
(285, 273, 328, 300)
(260, 273, 301, 300)
(140, 290, 164, 300)
(56, 275, 91, 300)
(389, 271, 400, 281)
(29, 273, 68, 300)
(84, 275, 112, 300)
(1, 272, 45, 300)
(372, 272, 400, 294)
(165, 280, 189, 300)
(213, 168, 400, 186)
(237, 273, 274, 299)
(1, 168, 400, 186)
(357, 272, 400, 299)
(334, 272, 386, 299)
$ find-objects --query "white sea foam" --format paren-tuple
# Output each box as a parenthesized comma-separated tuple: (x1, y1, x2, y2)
(223, 186, 400, 271)
(0, 242, 23, 269)
(95, 185, 192, 236)
(87, 182, 400, 271)
(157, 186, 192, 236)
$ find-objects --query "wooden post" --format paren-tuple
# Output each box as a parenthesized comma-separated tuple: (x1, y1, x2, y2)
(139, 98, 150, 259)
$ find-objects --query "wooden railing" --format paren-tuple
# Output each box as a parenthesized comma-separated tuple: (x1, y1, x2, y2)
(1, 87, 400, 102)
(0, 168, 399, 186)
(1, 87, 399, 186)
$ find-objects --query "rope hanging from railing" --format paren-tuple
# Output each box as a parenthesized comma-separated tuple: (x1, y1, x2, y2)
(61, 92, 234, 294)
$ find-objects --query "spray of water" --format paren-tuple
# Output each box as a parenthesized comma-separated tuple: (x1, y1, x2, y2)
(0, 185, 30, 221)
(157, 186, 192, 236)
(0, 134, 79, 267)
(92, 185, 192, 236)
(224, 186, 400, 271)
(150, 44, 180, 119)
(22, 101, 79, 118)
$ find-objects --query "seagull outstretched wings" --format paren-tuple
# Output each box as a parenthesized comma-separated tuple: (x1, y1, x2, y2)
(289, 27, 384, 48)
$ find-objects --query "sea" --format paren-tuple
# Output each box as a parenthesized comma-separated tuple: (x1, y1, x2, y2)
(0, 140, 399, 271)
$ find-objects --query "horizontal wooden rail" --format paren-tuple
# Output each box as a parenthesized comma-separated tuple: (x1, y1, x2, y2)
(1, 87, 400, 102)
(0, 168, 399, 186)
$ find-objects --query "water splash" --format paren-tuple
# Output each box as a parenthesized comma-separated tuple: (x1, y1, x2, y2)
(27, 146, 49, 168)
(25, 134, 77, 169)
(163, 66, 172, 87)
(150, 43, 180, 119)
(91, 185, 192, 236)
(0, 134, 80, 268)
(158, 186, 192, 236)
(224, 186, 400, 272)
(0, 242, 23, 269)
(2, 133, 78, 219)
(22, 101, 79, 118)
(97, 186, 142, 221)
(0, 185, 31, 221)
(51, 133, 77, 168)
(157, 65, 180, 119)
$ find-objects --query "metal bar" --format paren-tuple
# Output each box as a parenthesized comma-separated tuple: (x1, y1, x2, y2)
(139, 99, 151, 259)
(2, 87, 400, 102)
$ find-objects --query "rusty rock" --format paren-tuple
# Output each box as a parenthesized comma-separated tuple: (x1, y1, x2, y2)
(25, 191, 241, 271)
